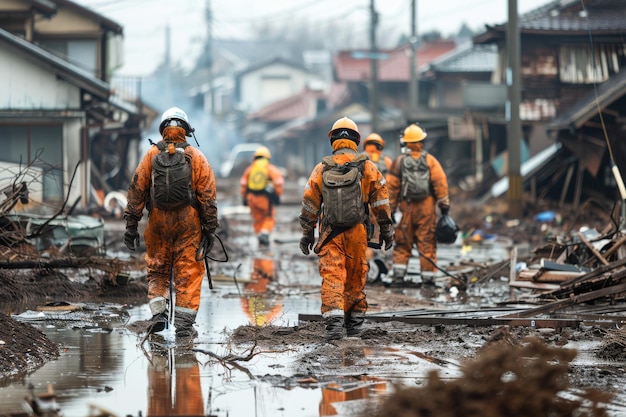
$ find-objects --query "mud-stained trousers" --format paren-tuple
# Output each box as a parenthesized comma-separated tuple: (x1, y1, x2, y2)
(246, 192, 276, 234)
(143, 205, 204, 321)
(392, 197, 438, 273)
(317, 224, 368, 317)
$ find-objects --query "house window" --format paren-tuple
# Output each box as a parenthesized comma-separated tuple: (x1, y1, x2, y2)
(0, 125, 64, 201)
(559, 44, 626, 84)
(37, 39, 98, 76)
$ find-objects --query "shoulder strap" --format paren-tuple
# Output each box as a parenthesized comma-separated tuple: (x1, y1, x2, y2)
(322, 155, 336, 168)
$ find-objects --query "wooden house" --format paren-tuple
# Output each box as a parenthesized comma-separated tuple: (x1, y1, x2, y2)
(473, 0, 626, 206)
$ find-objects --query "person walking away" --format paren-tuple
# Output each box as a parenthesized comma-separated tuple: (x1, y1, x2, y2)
(299, 117, 394, 340)
(240, 145, 284, 246)
(362, 133, 394, 276)
(124, 107, 219, 339)
(386, 123, 450, 287)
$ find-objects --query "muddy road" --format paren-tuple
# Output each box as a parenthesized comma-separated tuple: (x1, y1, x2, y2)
(1, 179, 626, 416)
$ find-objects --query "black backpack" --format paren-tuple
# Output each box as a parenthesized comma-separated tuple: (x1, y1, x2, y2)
(321, 154, 369, 228)
(400, 151, 431, 201)
(150, 141, 194, 210)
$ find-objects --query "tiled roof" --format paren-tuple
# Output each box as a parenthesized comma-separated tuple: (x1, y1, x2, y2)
(334, 40, 456, 82)
(475, 0, 626, 42)
(428, 43, 497, 73)
(247, 87, 324, 122)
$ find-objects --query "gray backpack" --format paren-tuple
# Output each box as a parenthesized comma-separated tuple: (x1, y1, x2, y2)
(321, 154, 369, 228)
(150, 141, 194, 210)
(400, 151, 431, 201)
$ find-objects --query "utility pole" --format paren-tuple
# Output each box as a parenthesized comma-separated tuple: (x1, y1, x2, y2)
(205, 0, 214, 115)
(507, 0, 522, 219)
(369, 0, 379, 133)
(408, 0, 418, 118)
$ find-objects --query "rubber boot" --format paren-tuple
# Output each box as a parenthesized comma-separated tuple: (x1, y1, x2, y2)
(148, 297, 169, 334)
(422, 271, 436, 286)
(258, 231, 270, 246)
(384, 264, 407, 288)
(174, 310, 197, 339)
(324, 316, 345, 340)
(345, 312, 365, 337)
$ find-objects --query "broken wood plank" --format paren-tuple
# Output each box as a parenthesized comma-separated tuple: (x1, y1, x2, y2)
(534, 270, 585, 283)
(577, 231, 609, 265)
(516, 269, 541, 281)
(602, 234, 626, 260)
(559, 257, 626, 289)
(508, 280, 561, 291)
(501, 282, 626, 318)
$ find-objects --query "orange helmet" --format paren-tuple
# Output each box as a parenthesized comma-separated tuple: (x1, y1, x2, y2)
(364, 133, 385, 148)
(328, 117, 360, 144)
(402, 124, 427, 143)
(253, 145, 271, 159)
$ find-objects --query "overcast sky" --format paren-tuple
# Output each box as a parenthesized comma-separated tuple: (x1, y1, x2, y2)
(75, 0, 552, 76)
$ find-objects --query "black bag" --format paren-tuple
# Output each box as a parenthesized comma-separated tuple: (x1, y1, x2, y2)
(436, 213, 460, 244)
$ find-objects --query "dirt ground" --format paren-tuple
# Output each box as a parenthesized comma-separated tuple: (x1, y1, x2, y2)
(3, 263, 626, 417)
(2, 191, 626, 415)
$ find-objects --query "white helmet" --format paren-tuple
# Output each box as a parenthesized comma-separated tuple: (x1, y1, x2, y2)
(159, 106, 193, 136)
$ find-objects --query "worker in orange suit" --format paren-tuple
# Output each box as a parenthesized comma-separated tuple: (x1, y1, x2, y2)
(299, 117, 393, 340)
(386, 123, 450, 287)
(240, 145, 284, 246)
(362, 133, 394, 274)
(124, 107, 219, 339)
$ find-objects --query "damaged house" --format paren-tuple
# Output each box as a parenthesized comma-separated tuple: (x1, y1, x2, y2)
(0, 0, 158, 255)
(0, 0, 156, 213)
(473, 0, 626, 207)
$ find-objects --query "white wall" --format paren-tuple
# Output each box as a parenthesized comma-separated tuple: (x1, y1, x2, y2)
(0, 47, 81, 109)
(239, 62, 310, 112)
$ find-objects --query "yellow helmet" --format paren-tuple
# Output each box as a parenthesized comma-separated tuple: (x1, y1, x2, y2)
(328, 117, 360, 144)
(402, 124, 427, 143)
(364, 133, 385, 148)
(253, 145, 271, 159)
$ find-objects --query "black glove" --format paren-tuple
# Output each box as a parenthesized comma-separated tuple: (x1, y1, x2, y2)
(379, 224, 394, 251)
(242, 197, 248, 206)
(124, 223, 140, 251)
(299, 230, 315, 255)
(202, 228, 215, 252)
(440, 205, 449, 215)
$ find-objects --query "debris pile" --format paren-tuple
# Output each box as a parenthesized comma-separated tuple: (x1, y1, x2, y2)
(366, 336, 613, 417)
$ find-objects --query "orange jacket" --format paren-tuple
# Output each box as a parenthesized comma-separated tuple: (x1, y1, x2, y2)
(386, 143, 449, 213)
(239, 158, 285, 198)
(125, 136, 218, 232)
(300, 150, 392, 237)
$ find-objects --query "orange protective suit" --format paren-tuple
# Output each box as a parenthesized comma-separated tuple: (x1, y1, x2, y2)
(125, 126, 218, 319)
(386, 141, 449, 273)
(300, 139, 392, 317)
(363, 144, 394, 260)
(240, 158, 284, 238)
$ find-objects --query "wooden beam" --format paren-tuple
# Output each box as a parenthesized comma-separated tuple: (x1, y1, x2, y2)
(577, 231, 609, 266)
